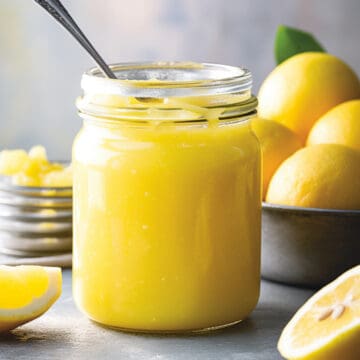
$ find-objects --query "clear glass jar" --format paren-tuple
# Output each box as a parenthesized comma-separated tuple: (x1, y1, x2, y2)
(73, 62, 261, 333)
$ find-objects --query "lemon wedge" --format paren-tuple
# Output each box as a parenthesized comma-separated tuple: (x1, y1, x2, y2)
(0, 265, 62, 332)
(278, 265, 360, 360)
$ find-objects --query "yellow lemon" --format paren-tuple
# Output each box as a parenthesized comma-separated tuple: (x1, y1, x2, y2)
(307, 99, 360, 151)
(0, 265, 62, 332)
(266, 144, 360, 209)
(258, 52, 360, 142)
(251, 117, 302, 198)
(278, 265, 360, 360)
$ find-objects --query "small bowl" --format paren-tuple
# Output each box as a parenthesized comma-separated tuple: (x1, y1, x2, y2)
(261, 202, 360, 288)
(0, 167, 72, 257)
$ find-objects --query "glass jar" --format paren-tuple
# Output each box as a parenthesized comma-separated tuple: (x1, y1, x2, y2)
(73, 62, 261, 333)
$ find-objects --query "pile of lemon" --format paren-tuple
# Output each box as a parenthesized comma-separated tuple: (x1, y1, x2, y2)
(253, 52, 360, 210)
(255, 49, 360, 360)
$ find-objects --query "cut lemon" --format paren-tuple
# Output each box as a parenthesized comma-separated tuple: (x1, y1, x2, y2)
(0, 265, 62, 332)
(278, 265, 360, 360)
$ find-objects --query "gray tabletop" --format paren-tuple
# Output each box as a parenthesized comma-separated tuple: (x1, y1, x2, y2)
(0, 270, 313, 360)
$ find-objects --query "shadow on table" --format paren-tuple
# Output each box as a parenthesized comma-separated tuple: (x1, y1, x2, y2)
(0, 327, 67, 344)
(82, 304, 292, 360)
(0, 300, 294, 360)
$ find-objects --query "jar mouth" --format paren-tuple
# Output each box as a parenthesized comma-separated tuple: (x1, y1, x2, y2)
(81, 62, 252, 98)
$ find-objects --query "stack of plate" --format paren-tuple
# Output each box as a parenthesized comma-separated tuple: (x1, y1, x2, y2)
(0, 176, 72, 257)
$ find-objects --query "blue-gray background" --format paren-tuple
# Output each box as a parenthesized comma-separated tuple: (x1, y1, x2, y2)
(1, 0, 359, 159)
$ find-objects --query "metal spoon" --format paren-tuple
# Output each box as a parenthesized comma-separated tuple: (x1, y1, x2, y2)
(34, 0, 117, 79)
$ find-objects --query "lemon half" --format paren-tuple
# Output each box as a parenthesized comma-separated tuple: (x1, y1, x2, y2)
(0, 265, 62, 332)
(278, 265, 360, 360)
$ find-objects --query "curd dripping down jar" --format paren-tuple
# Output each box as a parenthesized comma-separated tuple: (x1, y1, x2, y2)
(73, 62, 262, 333)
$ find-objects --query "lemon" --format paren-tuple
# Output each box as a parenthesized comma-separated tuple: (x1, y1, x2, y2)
(251, 117, 302, 197)
(278, 265, 360, 360)
(258, 52, 360, 142)
(0, 265, 62, 332)
(266, 144, 360, 209)
(307, 100, 360, 151)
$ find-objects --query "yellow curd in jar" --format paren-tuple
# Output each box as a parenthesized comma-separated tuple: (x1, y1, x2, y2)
(73, 63, 261, 332)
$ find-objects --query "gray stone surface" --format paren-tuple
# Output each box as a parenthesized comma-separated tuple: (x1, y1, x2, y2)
(0, 270, 313, 360)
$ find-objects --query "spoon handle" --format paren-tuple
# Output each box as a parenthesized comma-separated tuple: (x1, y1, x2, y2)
(34, 0, 117, 79)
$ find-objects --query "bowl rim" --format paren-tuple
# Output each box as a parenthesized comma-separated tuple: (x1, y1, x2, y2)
(262, 202, 360, 216)
(0, 181, 72, 193)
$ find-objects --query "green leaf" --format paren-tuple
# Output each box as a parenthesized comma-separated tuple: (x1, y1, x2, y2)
(275, 25, 326, 64)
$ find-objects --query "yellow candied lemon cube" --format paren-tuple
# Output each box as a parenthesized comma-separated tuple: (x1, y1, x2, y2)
(12, 173, 42, 187)
(0, 149, 29, 176)
(42, 165, 72, 187)
(0, 145, 72, 187)
(23, 146, 55, 178)
(28, 145, 48, 163)
(22, 157, 42, 178)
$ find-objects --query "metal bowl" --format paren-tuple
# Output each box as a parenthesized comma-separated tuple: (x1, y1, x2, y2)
(0, 180, 72, 198)
(0, 233, 72, 253)
(0, 168, 72, 257)
(261, 202, 360, 288)
(0, 204, 72, 222)
(0, 192, 72, 208)
(0, 248, 71, 258)
(0, 218, 72, 234)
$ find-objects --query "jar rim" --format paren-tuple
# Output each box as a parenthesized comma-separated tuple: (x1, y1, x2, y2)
(81, 61, 252, 98)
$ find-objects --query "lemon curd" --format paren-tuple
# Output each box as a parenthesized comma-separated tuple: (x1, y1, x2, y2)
(73, 62, 261, 332)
